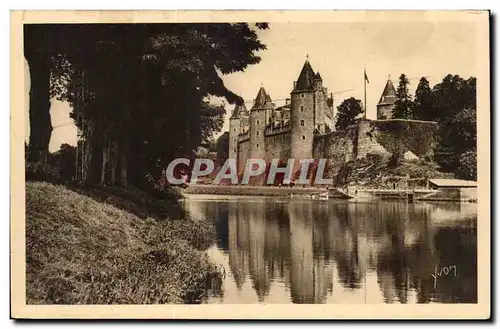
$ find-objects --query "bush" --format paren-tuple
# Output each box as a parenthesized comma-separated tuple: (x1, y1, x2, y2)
(457, 149, 477, 180)
(25, 161, 61, 183)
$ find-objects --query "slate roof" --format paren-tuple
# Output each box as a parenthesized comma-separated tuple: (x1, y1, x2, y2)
(230, 103, 249, 119)
(378, 79, 397, 106)
(293, 60, 316, 92)
(252, 86, 271, 109)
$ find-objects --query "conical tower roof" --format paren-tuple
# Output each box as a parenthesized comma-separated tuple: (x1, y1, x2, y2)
(252, 86, 270, 109)
(230, 103, 249, 119)
(378, 79, 397, 106)
(293, 60, 315, 91)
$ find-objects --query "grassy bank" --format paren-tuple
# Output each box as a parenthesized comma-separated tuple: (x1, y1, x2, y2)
(26, 181, 222, 304)
(183, 184, 327, 197)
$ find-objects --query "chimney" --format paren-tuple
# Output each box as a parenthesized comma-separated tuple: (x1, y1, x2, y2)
(293, 81, 297, 88)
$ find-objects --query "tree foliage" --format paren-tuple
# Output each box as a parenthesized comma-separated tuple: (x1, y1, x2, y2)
(432, 76, 476, 179)
(392, 74, 413, 119)
(335, 97, 363, 130)
(389, 72, 476, 179)
(25, 23, 269, 188)
(215, 132, 229, 166)
(413, 77, 434, 121)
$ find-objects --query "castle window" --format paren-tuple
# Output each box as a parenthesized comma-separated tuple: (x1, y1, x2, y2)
(302, 135, 306, 140)
(300, 120, 305, 126)
(317, 124, 321, 130)
(300, 106, 304, 112)
(234, 128, 236, 132)
(234, 148, 236, 153)
(256, 131, 259, 136)
(257, 120, 260, 125)
(256, 144, 259, 148)
(301, 93, 304, 98)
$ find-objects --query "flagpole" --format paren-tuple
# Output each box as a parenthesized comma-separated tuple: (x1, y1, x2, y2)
(364, 67, 367, 119)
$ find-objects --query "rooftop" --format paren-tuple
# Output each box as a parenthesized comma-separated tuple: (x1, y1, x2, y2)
(428, 179, 477, 188)
(293, 60, 316, 92)
(252, 86, 271, 109)
(377, 79, 397, 106)
(230, 103, 249, 119)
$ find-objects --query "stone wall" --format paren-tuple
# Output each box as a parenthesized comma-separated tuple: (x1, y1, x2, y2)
(229, 118, 240, 160)
(311, 118, 438, 181)
(361, 119, 439, 159)
(237, 139, 250, 174)
(377, 104, 394, 120)
(234, 118, 438, 185)
(265, 130, 291, 161)
(313, 125, 357, 178)
(356, 119, 391, 159)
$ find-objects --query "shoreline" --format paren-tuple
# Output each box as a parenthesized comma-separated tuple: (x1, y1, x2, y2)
(182, 184, 477, 203)
(183, 184, 328, 197)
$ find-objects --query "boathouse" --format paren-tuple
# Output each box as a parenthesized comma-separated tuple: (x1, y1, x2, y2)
(426, 179, 477, 202)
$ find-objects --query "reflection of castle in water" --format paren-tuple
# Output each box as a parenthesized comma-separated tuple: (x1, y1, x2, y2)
(194, 199, 477, 304)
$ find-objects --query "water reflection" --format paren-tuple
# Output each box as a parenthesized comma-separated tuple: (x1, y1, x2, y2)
(184, 197, 477, 304)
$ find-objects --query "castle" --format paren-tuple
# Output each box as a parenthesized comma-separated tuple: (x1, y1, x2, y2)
(229, 59, 432, 182)
(229, 59, 335, 171)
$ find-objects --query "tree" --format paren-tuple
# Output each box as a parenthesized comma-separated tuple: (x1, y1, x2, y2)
(392, 74, 413, 119)
(50, 143, 77, 182)
(24, 25, 80, 165)
(432, 75, 476, 176)
(54, 23, 269, 188)
(335, 97, 363, 130)
(458, 148, 477, 180)
(413, 77, 434, 121)
(24, 25, 55, 164)
(215, 132, 229, 166)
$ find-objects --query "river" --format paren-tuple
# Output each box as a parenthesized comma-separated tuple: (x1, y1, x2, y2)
(182, 195, 477, 304)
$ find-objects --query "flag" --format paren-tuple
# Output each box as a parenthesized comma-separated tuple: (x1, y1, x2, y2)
(364, 69, 370, 84)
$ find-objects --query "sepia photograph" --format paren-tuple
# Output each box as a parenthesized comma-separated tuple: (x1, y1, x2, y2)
(10, 10, 490, 319)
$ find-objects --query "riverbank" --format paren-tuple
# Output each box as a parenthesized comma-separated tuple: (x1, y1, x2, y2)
(183, 184, 327, 197)
(26, 181, 222, 304)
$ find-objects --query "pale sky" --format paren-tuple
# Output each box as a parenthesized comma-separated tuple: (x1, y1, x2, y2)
(24, 21, 477, 152)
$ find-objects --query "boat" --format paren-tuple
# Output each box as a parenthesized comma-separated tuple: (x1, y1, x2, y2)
(318, 192, 329, 200)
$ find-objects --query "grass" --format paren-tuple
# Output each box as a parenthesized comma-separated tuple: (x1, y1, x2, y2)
(26, 181, 222, 304)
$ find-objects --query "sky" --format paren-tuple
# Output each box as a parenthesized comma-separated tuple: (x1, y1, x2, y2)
(24, 21, 477, 152)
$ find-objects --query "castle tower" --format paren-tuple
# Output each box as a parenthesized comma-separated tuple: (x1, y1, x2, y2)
(312, 71, 334, 134)
(377, 78, 397, 119)
(229, 103, 248, 160)
(249, 86, 270, 160)
(290, 60, 316, 163)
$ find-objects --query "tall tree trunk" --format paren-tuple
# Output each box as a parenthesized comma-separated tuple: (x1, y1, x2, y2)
(26, 55, 52, 164)
(100, 134, 110, 186)
(118, 138, 128, 187)
(81, 119, 96, 185)
(109, 137, 118, 186)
